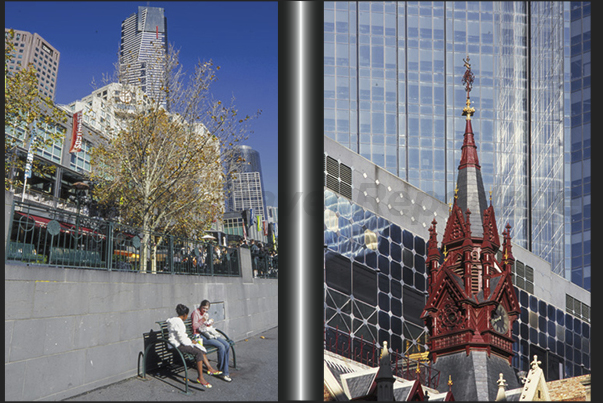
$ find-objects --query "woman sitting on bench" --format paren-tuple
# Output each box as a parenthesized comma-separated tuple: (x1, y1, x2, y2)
(166, 304, 222, 388)
(191, 300, 233, 382)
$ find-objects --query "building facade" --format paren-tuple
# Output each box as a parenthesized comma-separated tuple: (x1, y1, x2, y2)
(226, 145, 268, 221)
(323, 1, 591, 291)
(5, 28, 60, 100)
(119, 6, 168, 104)
(324, 135, 590, 384)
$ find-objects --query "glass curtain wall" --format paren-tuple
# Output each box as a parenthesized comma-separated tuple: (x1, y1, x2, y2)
(325, 1, 590, 290)
(529, 2, 566, 277)
(567, 2, 591, 290)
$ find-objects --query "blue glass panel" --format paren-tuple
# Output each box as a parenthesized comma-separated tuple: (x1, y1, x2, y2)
(366, 251, 377, 268)
(530, 295, 538, 312)
(414, 272, 425, 291)
(548, 305, 556, 322)
(352, 204, 365, 224)
(539, 332, 547, 348)
(403, 230, 414, 249)
(379, 292, 390, 312)
(379, 255, 390, 276)
(566, 314, 573, 330)
(391, 316, 402, 335)
(583, 323, 590, 339)
(512, 320, 519, 335)
(539, 300, 547, 317)
(391, 242, 402, 262)
(574, 318, 581, 335)
(530, 328, 538, 344)
(391, 297, 402, 317)
(403, 265, 414, 286)
(339, 217, 352, 238)
(379, 329, 390, 346)
(566, 329, 573, 346)
(391, 224, 402, 244)
(548, 337, 556, 353)
(574, 348, 581, 365)
(520, 290, 528, 307)
(339, 199, 352, 219)
(379, 310, 390, 329)
(378, 217, 390, 235)
(391, 279, 402, 299)
(520, 307, 529, 323)
(415, 255, 425, 274)
(557, 309, 565, 326)
(414, 236, 425, 255)
(391, 334, 402, 354)
(557, 341, 564, 357)
(539, 316, 547, 332)
(379, 236, 390, 256)
(354, 250, 364, 264)
(583, 353, 589, 369)
(548, 320, 556, 336)
(391, 261, 402, 281)
(378, 273, 390, 293)
(403, 248, 414, 267)
(325, 230, 336, 246)
(520, 323, 529, 339)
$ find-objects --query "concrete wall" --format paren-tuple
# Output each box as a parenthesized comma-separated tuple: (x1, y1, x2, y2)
(5, 257, 278, 401)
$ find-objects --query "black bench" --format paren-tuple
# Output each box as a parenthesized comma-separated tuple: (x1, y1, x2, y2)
(138, 318, 236, 394)
(7, 242, 46, 263)
(49, 247, 104, 267)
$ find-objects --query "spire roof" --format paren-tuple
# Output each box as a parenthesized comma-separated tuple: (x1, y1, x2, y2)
(454, 56, 488, 238)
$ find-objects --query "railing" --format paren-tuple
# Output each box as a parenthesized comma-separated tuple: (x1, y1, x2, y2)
(324, 324, 440, 389)
(6, 200, 246, 277)
(250, 249, 278, 278)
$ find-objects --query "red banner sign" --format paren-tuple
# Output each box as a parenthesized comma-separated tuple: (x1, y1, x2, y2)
(69, 110, 83, 153)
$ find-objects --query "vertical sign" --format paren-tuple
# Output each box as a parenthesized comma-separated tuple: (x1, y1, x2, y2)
(69, 110, 83, 153)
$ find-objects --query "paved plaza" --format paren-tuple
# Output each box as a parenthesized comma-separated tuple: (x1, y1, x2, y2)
(64, 327, 278, 401)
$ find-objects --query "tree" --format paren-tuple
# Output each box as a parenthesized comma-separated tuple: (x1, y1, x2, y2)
(5, 29, 67, 191)
(90, 43, 259, 272)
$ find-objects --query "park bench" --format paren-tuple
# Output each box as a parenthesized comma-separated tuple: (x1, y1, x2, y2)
(138, 318, 236, 394)
(49, 247, 104, 267)
(7, 241, 46, 263)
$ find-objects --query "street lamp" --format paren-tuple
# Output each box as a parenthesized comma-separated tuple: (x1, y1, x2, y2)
(70, 181, 89, 249)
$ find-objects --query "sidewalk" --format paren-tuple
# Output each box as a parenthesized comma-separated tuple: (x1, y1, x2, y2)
(65, 327, 278, 401)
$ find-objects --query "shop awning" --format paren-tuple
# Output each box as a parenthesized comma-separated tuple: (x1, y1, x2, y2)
(15, 212, 70, 232)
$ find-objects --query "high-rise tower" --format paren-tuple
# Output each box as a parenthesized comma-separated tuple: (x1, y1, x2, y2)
(324, 1, 591, 291)
(226, 145, 268, 221)
(119, 6, 168, 104)
(5, 28, 60, 100)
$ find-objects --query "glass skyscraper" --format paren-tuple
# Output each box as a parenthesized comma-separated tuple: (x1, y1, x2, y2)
(120, 6, 168, 104)
(324, 1, 590, 290)
(226, 145, 268, 221)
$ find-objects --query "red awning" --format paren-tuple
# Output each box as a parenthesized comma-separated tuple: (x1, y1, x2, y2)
(15, 212, 104, 237)
(62, 222, 105, 238)
(16, 212, 70, 232)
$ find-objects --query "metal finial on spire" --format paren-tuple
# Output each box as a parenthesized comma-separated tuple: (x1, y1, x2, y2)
(462, 55, 474, 95)
(462, 55, 476, 120)
(448, 375, 453, 392)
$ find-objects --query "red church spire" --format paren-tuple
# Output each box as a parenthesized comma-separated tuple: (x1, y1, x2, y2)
(459, 56, 480, 170)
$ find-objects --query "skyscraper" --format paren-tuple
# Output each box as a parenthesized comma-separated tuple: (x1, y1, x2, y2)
(5, 28, 60, 100)
(119, 6, 168, 104)
(226, 145, 268, 221)
(324, 1, 590, 290)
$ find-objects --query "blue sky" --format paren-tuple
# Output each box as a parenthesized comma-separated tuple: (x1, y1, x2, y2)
(5, 1, 279, 207)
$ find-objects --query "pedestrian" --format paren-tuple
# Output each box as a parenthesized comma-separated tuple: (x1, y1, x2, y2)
(166, 304, 222, 388)
(191, 300, 233, 382)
